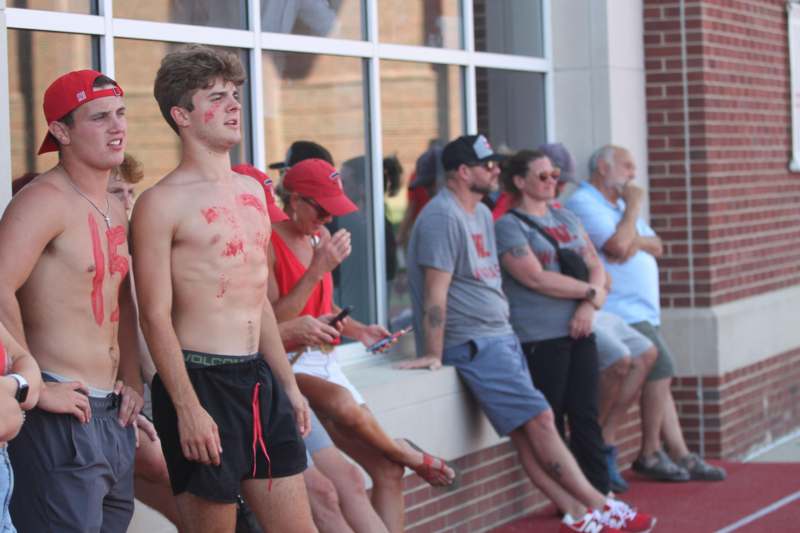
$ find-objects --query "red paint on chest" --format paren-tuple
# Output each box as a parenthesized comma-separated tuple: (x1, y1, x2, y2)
(238, 194, 266, 215)
(106, 225, 129, 322)
(202, 208, 220, 224)
(216, 275, 230, 298)
(223, 238, 245, 257)
(89, 215, 105, 326)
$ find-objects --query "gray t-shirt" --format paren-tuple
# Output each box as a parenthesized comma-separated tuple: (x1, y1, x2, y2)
(495, 207, 589, 343)
(407, 188, 513, 351)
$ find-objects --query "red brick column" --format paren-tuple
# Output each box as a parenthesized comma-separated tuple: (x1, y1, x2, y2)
(644, 0, 800, 457)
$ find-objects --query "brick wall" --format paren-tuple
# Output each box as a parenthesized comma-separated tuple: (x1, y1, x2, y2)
(644, 0, 800, 308)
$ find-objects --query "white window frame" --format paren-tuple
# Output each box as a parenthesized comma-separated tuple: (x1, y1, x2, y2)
(0, 0, 554, 361)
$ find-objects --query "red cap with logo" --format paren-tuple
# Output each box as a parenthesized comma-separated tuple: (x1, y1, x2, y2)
(232, 164, 289, 222)
(282, 158, 358, 217)
(38, 69, 124, 155)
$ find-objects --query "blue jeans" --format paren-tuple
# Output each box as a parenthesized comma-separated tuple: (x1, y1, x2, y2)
(0, 447, 16, 533)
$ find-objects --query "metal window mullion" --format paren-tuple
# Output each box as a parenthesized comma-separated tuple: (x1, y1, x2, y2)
(112, 18, 255, 48)
(260, 31, 372, 57)
(365, 0, 386, 326)
(1, 7, 13, 209)
(99, 0, 114, 77)
(542, 0, 555, 141)
(462, 0, 477, 133)
(249, 0, 266, 170)
(5, 7, 104, 34)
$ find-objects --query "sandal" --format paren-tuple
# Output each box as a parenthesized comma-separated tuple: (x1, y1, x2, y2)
(404, 439, 458, 488)
(676, 453, 727, 481)
(632, 450, 690, 482)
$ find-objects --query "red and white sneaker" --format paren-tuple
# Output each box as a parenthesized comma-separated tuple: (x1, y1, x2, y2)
(561, 510, 623, 532)
(600, 499, 656, 532)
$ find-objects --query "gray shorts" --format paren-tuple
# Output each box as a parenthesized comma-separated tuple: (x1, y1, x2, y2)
(630, 321, 677, 381)
(593, 311, 655, 371)
(442, 334, 550, 436)
(305, 408, 334, 466)
(9, 394, 136, 533)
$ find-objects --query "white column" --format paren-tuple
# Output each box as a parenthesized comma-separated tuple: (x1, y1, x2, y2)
(0, 0, 12, 211)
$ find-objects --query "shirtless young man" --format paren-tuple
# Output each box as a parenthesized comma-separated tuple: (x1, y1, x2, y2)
(132, 45, 315, 533)
(0, 70, 144, 532)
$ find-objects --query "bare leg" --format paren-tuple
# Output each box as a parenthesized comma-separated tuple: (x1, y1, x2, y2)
(603, 347, 656, 445)
(174, 492, 236, 533)
(133, 429, 180, 526)
(313, 447, 389, 533)
(323, 420, 405, 533)
(297, 374, 453, 484)
(508, 429, 585, 517)
(521, 410, 607, 510)
(639, 377, 671, 456)
(241, 475, 317, 533)
(598, 357, 630, 438)
(303, 465, 356, 533)
(661, 392, 691, 459)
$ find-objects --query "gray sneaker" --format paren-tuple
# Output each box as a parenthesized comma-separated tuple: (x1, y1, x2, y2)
(676, 452, 727, 481)
(632, 450, 690, 482)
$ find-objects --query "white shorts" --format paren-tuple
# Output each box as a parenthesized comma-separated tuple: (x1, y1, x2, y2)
(290, 348, 366, 405)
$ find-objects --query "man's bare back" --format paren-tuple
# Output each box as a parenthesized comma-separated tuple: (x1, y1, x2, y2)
(0, 168, 130, 390)
(134, 169, 270, 355)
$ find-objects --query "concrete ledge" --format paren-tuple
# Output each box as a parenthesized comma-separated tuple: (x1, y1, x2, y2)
(661, 284, 800, 375)
(344, 351, 504, 462)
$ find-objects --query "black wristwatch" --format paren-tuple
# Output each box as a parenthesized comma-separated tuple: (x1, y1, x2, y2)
(8, 373, 29, 404)
(584, 286, 597, 303)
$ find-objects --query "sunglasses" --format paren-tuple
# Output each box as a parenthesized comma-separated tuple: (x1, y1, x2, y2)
(467, 160, 498, 171)
(300, 196, 330, 219)
(533, 168, 561, 182)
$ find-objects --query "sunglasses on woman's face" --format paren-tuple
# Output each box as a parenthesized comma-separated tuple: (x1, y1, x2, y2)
(301, 196, 330, 219)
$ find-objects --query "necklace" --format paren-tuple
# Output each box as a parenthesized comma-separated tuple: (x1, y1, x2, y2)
(60, 166, 112, 229)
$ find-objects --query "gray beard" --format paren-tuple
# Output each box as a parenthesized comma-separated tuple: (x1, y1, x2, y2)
(469, 184, 493, 196)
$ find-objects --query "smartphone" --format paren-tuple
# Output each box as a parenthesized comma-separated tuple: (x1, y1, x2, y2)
(328, 306, 353, 328)
(367, 326, 413, 353)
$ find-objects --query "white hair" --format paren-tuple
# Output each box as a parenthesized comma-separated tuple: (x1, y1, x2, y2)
(588, 145, 618, 175)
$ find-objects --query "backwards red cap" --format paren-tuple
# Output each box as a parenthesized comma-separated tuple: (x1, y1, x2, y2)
(282, 159, 358, 217)
(38, 69, 124, 155)
(232, 164, 289, 222)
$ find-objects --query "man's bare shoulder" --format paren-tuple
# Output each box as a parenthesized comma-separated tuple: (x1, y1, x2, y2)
(3, 170, 69, 224)
(231, 171, 267, 198)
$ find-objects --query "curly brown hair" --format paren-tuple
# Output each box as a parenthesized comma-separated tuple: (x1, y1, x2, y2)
(500, 149, 548, 199)
(114, 153, 144, 184)
(153, 44, 246, 135)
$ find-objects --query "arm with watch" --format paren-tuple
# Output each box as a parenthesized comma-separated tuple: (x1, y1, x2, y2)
(568, 237, 608, 339)
(0, 321, 41, 410)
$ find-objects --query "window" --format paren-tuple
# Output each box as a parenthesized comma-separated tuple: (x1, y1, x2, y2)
(115, 40, 252, 190)
(262, 51, 375, 324)
(380, 60, 464, 328)
(7, 0, 95, 14)
(7, 30, 98, 180)
(114, 1, 248, 30)
(378, 0, 461, 48)
(476, 67, 546, 151)
(474, 0, 544, 57)
(261, 0, 364, 40)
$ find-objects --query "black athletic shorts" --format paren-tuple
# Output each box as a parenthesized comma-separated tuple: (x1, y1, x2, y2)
(152, 352, 307, 502)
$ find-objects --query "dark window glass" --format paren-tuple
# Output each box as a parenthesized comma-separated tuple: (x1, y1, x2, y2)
(8, 0, 95, 14)
(476, 67, 546, 151)
(261, 0, 364, 40)
(114, 1, 247, 30)
(474, 0, 543, 57)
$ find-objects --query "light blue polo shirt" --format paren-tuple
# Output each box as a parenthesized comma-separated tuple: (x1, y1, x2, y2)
(565, 182, 661, 326)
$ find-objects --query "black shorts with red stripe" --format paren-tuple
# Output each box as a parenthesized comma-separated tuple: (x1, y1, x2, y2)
(152, 352, 307, 502)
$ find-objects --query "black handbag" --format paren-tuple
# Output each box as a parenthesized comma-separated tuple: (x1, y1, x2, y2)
(509, 209, 590, 282)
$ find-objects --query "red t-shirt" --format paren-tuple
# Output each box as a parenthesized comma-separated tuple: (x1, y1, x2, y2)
(0, 339, 7, 375)
(271, 231, 338, 351)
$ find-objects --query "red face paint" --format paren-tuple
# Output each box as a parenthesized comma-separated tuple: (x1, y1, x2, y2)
(216, 274, 229, 298)
(203, 101, 222, 124)
(202, 208, 219, 224)
(238, 194, 266, 215)
(223, 238, 245, 257)
(89, 215, 105, 326)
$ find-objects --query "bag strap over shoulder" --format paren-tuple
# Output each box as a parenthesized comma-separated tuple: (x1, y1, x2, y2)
(508, 209, 560, 250)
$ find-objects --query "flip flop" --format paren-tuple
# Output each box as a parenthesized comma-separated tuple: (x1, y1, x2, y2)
(404, 439, 459, 489)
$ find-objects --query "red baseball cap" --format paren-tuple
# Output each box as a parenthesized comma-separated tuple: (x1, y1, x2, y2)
(232, 164, 289, 222)
(282, 159, 357, 217)
(38, 69, 124, 155)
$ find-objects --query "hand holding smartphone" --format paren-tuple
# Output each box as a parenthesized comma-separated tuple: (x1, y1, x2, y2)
(328, 306, 353, 329)
(367, 326, 413, 353)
